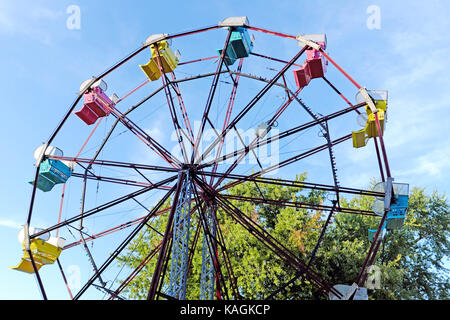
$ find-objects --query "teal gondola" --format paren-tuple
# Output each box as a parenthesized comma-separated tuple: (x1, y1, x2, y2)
(386, 194, 409, 230)
(29, 159, 73, 192)
(217, 27, 253, 66)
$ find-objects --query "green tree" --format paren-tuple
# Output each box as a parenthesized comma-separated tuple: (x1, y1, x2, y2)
(116, 174, 449, 300)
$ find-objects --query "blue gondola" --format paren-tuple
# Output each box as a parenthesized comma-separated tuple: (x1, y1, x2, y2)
(229, 27, 253, 58)
(29, 159, 73, 192)
(386, 194, 409, 230)
(217, 27, 253, 66)
(369, 183, 409, 240)
(218, 47, 238, 66)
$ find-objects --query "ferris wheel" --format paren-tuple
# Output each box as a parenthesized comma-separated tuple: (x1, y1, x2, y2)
(12, 16, 410, 300)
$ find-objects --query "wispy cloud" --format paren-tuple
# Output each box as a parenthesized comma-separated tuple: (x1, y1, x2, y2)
(331, 2, 450, 192)
(0, 219, 22, 230)
(394, 144, 450, 179)
(0, 2, 64, 45)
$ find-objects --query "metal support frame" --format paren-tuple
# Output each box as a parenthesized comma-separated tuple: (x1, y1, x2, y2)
(168, 171, 193, 299)
(196, 46, 308, 165)
(200, 204, 217, 300)
(147, 173, 185, 300)
(265, 200, 339, 299)
(153, 45, 190, 164)
(322, 121, 341, 207)
(22, 22, 395, 302)
(192, 27, 234, 164)
(194, 176, 343, 299)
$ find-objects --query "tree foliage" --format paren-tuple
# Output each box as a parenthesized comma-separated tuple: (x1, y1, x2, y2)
(116, 173, 449, 300)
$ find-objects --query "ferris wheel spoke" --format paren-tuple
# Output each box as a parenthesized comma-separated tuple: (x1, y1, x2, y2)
(322, 76, 359, 112)
(321, 121, 342, 207)
(78, 86, 166, 172)
(204, 134, 353, 198)
(71, 172, 172, 190)
(48, 155, 179, 174)
(50, 155, 178, 194)
(148, 172, 187, 300)
(96, 91, 182, 167)
(192, 27, 234, 164)
(288, 87, 327, 131)
(90, 70, 232, 169)
(169, 73, 195, 144)
(199, 100, 363, 174)
(76, 162, 97, 177)
(209, 59, 244, 185)
(211, 171, 383, 198)
(265, 201, 339, 299)
(195, 47, 307, 165)
(29, 174, 178, 240)
(194, 58, 245, 185)
(214, 198, 339, 298)
(63, 207, 171, 250)
(195, 177, 341, 298)
(79, 72, 229, 168)
(242, 134, 352, 185)
(108, 241, 163, 300)
(211, 86, 303, 188)
(191, 186, 230, 300)
(219, 194, 377, 217)
(56, 258, 74, 300)
(77, 72, 232, 172)
(250, 51, 303, 69)
(108, 109, 182, 168)
(64, 197, 201, 252)
(247, 26, 297, 41)
(355, 209, 389, 287)
(72, 182, 177, 300)
(153, 46, 191, 163)
(271, 134, 352, 174)
(265, 203, 339, 300)
(213, 209, 241, 299)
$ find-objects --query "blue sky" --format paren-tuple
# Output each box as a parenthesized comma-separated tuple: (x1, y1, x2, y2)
(0, 0, 449, 299)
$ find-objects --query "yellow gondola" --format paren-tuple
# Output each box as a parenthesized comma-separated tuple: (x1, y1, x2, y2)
(365, 101, 387, 138)
(351, 90, 388, 148)
(11, 230, 65, 274)
(139, 40, 179, 81)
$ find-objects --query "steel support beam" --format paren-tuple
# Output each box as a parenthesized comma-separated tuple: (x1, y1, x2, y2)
(200, 204, 217, 300)
(30, 175, 178, 239)
(148, 172, 185, 300)
(194, 176, 342, 299)
(73, 183, 176, 299)
(196, 47, 308, 165)
(168, 171, 193, 299)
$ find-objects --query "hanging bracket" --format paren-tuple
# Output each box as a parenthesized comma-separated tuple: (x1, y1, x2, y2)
(359, 87, 379, 114)
(296, 34, 323, 51)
